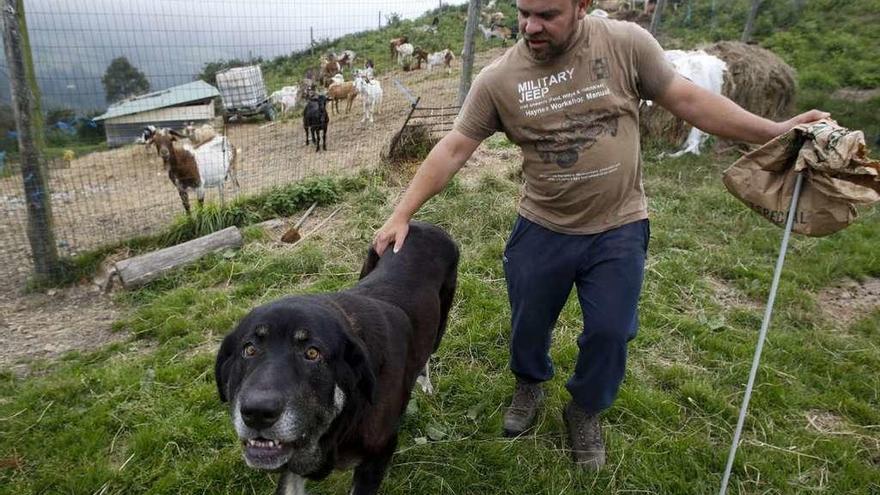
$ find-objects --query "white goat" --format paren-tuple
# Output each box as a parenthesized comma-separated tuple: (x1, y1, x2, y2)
(353, 74, 383, 124)
(270, 86, 300, 115)
(426, 49, 455, 73)
(183, 122, 217, 147)
(396, 43, 415, 69)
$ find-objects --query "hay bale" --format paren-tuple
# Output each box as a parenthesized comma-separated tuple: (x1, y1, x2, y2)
(382, 124, 439, 166)
(640, 41, 797, 148)
(609, 9, 653, 28)
(706, 41, 796, 121)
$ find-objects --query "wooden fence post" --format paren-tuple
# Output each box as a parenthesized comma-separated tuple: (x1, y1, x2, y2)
(458, 0, 481, 105)
(649, 0, 668, 36)
(741, 0, 763, 43)
(1, 0, 60, 281)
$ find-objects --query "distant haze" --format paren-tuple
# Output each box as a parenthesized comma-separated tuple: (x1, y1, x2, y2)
(0, 0, 468, 112)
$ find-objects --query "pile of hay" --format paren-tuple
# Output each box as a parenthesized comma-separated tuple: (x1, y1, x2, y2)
(610, 9, 653, 29)
(640, 41, 797, 149)
(381, 124, 439, 182)
(383, 124, 438, 165)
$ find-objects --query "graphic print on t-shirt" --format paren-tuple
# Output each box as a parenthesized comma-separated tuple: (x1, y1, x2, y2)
(514, 62, 620, 168)
(521, 109, 619, 168)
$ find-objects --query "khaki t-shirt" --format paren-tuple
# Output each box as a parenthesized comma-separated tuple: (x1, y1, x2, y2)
(454, 17, 676, 234)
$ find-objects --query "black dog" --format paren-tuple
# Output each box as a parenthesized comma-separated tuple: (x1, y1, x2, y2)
(215, 221, 459, 495)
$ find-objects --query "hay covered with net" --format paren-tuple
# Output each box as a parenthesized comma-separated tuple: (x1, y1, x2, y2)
(640, 41, 797, 148)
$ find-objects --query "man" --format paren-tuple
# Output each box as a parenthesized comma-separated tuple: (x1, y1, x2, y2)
(373, 0, 828, 470)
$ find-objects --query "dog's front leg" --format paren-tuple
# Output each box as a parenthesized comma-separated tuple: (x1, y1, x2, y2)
(276, 471, 308, 495)
(350, 436, 397, 495)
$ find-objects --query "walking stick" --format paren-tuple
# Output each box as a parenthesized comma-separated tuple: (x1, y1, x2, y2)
(719, 171, 805, 495)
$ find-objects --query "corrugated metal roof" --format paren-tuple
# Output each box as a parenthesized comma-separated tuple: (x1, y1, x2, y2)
(94, 80, 219, 121)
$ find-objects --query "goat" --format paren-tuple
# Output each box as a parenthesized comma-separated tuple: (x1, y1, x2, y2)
(139, 125, 157, 154)
(396, 43, 415, 70)
(270, 86, 300, 115)
(480, 11, 505, 26)
(327, 78, 358, 115)
(361, 59, 375, 79)
(389, 36, 409, 63)
(353, 73, 383, 124)
(426, 49, 456, 73)
(182, 122, 217, 147)
(300, 78, 318, 101)
(333, 50, 356, 71)
(303, 95, 329, 152)
(146, 128, 240, 214)
(415, 16, 440, 34)
(320, 56, 341, 87)
(478, 23, 514, 45)
(413, 47, 429, 70)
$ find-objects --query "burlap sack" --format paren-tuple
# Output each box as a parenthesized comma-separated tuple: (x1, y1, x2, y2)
(722, 120, 880, 237)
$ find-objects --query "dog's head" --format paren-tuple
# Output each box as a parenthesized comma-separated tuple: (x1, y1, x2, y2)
(215, 298, 375, 472)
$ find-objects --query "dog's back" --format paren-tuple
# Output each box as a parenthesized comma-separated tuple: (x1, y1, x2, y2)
(354, 221, 459, 351)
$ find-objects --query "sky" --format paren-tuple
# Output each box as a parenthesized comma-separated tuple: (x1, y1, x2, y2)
(0, 0, 468, 111)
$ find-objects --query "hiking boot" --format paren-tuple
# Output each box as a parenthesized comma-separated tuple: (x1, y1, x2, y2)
(502, 380, 545, 437)
(563, 401, 606, 470)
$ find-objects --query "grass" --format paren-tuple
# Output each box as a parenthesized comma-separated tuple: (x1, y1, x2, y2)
(2, 150, 879, 494)
(3, 1, 879, 493)
(25, 174, 369, 289)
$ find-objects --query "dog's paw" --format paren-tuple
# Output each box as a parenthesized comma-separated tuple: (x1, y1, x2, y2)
(416, 374, 434, 395)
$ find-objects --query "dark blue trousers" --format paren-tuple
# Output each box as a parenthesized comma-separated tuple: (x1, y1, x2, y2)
(502, 215, 649, 414)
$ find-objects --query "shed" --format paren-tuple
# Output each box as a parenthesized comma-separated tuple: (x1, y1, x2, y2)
(93, 80, 220, 147)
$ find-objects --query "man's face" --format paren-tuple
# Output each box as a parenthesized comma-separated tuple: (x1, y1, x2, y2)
(517, 0, 590, 61)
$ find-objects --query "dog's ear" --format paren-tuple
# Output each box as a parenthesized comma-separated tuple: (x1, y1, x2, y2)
(357, 246, 381, 280)
(215, 332, 237, 402)
(343, 335, 376, 404)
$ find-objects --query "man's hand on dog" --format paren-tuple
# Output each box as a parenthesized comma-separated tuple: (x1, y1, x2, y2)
(374, 215, 410, 255)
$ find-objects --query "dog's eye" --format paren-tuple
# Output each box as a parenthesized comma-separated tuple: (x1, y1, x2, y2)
(243, 343, 258, 358)
(304, 347, 321, 361)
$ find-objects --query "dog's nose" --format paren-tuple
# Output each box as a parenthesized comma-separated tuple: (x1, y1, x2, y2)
(240, 390, 284, 430)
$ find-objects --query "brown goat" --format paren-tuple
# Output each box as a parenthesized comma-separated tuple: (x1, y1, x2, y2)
(413, 48, 429, 70)
(389, 36, 408, 63)
(320, 56, 341, 87)
(327, 81, 358, 114)
(146, 128, 240, 214)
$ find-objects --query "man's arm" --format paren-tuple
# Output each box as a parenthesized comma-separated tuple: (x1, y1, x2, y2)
(373, 129, 483, 255)
(654, 74, 829, 144)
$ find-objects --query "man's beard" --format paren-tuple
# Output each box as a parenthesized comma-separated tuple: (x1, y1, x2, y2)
(525, 38, 566, 61)
(523, 18, 578, 61)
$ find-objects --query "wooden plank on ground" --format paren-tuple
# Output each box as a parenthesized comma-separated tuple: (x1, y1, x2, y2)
(115, 226, 243, 288)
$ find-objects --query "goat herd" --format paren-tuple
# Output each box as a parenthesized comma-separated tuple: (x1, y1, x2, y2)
(137, 4, 518, 214)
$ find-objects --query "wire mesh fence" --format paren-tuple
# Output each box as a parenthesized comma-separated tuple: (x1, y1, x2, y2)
(0, 0, 485, 290)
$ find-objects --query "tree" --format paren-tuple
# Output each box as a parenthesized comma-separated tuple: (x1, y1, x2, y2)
(102, 56, 150, 104)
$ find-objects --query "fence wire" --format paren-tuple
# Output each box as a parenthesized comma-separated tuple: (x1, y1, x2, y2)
(0, 0, 480, 290)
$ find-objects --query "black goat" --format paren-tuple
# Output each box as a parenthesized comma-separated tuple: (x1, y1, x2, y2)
(303, 94, 329, 152)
